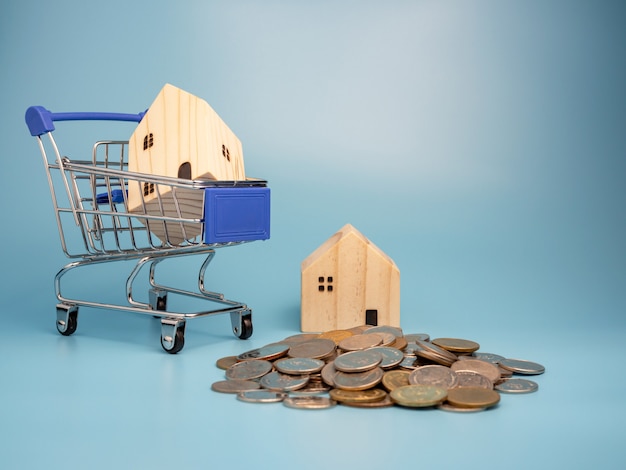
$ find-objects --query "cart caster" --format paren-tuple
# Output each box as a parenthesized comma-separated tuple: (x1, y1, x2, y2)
(161, 319, 185, 354)
(56, 304, 78, 336)
(231, 310, 253, 340)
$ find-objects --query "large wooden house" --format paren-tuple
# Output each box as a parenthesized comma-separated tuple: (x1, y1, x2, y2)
(127, 83, 246, 243)
(300, 224, 400, 332)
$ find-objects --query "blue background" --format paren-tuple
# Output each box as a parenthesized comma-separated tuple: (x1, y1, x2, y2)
(1, 1, 625, 468)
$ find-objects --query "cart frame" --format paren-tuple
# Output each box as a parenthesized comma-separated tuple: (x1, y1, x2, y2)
(25, 106, 270, 353)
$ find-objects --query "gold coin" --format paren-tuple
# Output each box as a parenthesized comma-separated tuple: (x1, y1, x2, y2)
(382, 370, 410, 391)
(338, 333, 383, 351)
(451, 359, 501, 384)
(431, 337, 480, 353)
(340, 394, 395, 408)
(329, 388, 387, 404)
(446, 386, 500, 409)
(215, 355, 239, 370)
(390, 385, 448, 408)
(390, 336, 408, 351)
(318, 329, 354, 345)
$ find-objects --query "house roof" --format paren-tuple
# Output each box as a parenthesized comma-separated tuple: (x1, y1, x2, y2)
(301, 223, 398, 272)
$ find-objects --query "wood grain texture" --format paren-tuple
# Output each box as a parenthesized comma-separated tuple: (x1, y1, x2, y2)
(127, 84, 245, 244)
(300, 224, 400, 333)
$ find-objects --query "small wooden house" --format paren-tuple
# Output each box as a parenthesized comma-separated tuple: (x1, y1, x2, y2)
(127, 83, 246, 243)
(300, 224, 400, 332)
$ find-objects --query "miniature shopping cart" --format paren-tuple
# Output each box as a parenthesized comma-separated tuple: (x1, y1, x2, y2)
(25, 106, 270, 353)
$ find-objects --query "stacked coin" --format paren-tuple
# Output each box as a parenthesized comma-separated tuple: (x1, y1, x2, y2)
(211, 326, 545, 411)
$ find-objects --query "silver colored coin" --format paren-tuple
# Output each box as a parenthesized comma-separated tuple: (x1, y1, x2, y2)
(338, 333, 383, 351)
(334, 349, 383, 373)
(377, 332, 397, 346)
(237, 343, 290, 361)
(495, 378, 539, 393)
(498, 358, 545, 375)
(404, 333, 430, 343)
(274, 357, 325, 375)
(368, 346, 405, 369)
(260, 371, 309, 392)
(471, 352, 505, 364)
(409, 365, 459, 390)
(438, 403, 487, 413)
(289, 381, 331, 396)
(333, 367, 384, 391)
(237, 390, 287, 403)
(288, 338, 336, 359)
(451, 359, 501, 384)
(454, 371, 493, 389)
(211, 379, 261, 394)
(398, 355, 418, 370)
(363, 325, 404, 338)
(225, 359, 273, 381)
(321, 361, 337, 387)
(283, 396, 337, 409)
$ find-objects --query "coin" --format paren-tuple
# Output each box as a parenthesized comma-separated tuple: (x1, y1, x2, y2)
(431, 337, 480, 354)
(282, 333, 320, 344)
(398, 356, 418, 370)
(333, 367, 384, 391)
(409, 365, 459, 390)
(404, 333, 430, 343)
(283, 396, 336, 409)
(471, 352, 505, 364)
(445, 386, 500, 409)
(237, 390, 287, 403)
(329, 388, 387, 404)
(454, 371, 493, 389)
(450, 359, 501, 384)
(438, 403, 487, 413)
(274, 357, 325, 375)
(363, 325, 404, 338)
(215, 355, 239, 370)
(390, 385, 448, 408)
(338, 333, 383, 351)
(498, 358, 545, 375)
(390, 336, 408, 351)
(414, 340, 458, 366)
(237, 343, 290, 361)
(368, 346, 404, 369)
(495, 378, 539, 394)
(211, 379, 261, 394)
(382, 370, 411, 391)
(288, 338, 336, 359)
(260, 370, 310, 392)
(334, 349, 383, 373)
(320, 361, 337, 387)
(341, 394, 395, 408)
(225, 359, 273, 381)
(318, 329, 354, 345)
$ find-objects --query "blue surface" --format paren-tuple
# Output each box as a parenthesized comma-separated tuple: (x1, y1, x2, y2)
(1, 1, 625, 469)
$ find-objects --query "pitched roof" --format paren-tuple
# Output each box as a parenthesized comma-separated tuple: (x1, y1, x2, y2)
(301, 223, 397, 271)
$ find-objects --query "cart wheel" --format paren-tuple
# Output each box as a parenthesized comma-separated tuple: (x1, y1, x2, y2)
(237, 316, 253, 340)
(56, 305, 78, 336)
(161, 327, 185, 354)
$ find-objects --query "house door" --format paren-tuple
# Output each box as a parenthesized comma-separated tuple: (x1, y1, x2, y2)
(365, 309, 378, 326)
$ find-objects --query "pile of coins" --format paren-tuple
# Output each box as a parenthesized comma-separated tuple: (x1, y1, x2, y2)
(211, 325, 545, 411)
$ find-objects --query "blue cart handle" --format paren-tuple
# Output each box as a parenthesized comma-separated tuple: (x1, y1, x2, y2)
(25, 106, 146, 136)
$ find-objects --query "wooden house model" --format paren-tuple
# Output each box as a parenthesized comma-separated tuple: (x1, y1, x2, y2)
(300, 224, 400, 332)
(127, 83, 246, 243)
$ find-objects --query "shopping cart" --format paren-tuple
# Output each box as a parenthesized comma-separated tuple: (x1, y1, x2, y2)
(25, 106, 270, 353)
